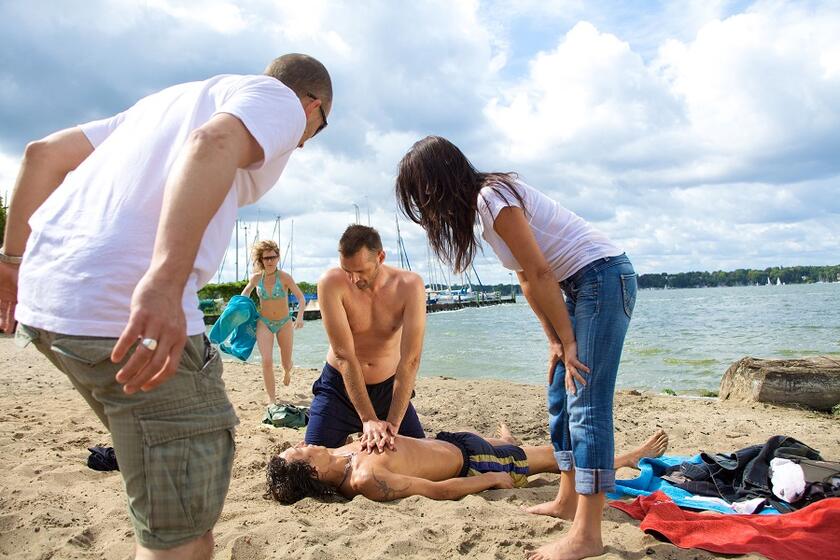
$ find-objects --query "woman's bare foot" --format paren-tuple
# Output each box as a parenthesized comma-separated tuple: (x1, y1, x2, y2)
(524, 498, 577, 521)
(283, 369, 291, 386)
(615, 429, 668, 469)
(527, 532, 604, 560)
(497, 422, 520, 445)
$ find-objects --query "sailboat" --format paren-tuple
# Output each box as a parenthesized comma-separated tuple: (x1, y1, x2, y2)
(776, 277, 782, 286)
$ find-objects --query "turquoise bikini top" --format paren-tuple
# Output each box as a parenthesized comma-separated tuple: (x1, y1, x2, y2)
(257, 271, 288, 301)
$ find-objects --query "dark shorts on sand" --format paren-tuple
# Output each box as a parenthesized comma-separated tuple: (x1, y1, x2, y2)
(305, 362, 425, 447)
(436, 431, 530, 487)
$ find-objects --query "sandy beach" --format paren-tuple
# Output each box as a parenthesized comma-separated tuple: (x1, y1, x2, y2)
(1, 335, 837, 560)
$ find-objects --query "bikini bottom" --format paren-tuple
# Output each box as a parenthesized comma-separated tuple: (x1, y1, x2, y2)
(259, 313, 292, 333)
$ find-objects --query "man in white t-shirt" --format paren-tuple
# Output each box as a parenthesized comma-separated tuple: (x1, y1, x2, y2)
(0, 53, 331, 559)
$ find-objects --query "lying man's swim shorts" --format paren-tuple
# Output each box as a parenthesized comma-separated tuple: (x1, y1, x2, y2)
(436, 431, 530, 487)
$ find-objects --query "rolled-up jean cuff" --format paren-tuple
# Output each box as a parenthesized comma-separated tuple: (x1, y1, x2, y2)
(574, 468, 616, 495)
(554, 450, 575, 471)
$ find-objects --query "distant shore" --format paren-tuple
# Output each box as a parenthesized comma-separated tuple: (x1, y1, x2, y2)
(2, 336, 838, 559)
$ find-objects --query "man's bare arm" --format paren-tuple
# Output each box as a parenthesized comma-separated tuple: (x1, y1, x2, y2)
(0, 128, 94, 332)
(318, 272, 377, 423)
(386, 274, 426, 428)
(355, 469, 513, 501)
(112, 113, 264, 393)
(2, 127, 94, 255)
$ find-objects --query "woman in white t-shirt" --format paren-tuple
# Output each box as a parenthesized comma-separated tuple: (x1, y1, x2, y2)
(241, 240, 306, 404)
(396, 136, 637, 560)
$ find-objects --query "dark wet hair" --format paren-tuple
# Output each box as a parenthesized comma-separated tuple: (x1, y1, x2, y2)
(266, 455, 340, 505)
(395, 135, 524, 273)
(339, 224, 383, 257)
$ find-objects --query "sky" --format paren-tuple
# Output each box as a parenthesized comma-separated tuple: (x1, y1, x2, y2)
(1, 0, 838, 285)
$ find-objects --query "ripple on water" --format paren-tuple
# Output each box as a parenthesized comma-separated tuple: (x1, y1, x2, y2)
(662, 357, 719, 366)
(777, 348, 840, 357)
(634, 347, 668, 356)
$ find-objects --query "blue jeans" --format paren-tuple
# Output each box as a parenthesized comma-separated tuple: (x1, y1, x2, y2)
(548, 253, 637, 494)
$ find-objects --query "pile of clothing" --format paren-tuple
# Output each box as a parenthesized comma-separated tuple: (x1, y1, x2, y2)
(610, 435, 840, 560)
(263, 404, 309, 429)
(661, 435, 840, 513)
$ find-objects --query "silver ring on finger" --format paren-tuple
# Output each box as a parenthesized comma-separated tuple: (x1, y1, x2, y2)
(140, 337, 158, 352)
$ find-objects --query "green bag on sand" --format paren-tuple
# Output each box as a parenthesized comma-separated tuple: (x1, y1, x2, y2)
(263, 404, 309, 429)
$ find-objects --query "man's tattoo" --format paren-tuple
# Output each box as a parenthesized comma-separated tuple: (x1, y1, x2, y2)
(372, 470, 410, 500)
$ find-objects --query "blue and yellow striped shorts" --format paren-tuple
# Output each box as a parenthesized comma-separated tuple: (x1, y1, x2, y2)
(436, 431, 530, 487)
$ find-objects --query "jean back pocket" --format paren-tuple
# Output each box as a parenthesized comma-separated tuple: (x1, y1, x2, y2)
(620, 273, 637, 319)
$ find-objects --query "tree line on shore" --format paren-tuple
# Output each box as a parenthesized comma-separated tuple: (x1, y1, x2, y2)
(0, 197, 6, 243)
(637, 265, 840, 289)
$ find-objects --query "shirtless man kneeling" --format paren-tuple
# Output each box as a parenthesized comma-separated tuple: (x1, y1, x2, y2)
(304, 225, 427, 451)
(268, 427, 668, 503)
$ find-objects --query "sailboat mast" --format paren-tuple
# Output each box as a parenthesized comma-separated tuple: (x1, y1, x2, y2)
(395, 217, 411, 271)
(243, 222, 249, 281)
(395, 214, 404, 269)
(277, 214, 283, 262)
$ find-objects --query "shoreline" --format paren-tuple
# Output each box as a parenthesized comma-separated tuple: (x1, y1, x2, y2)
(216, 354, 840, 401)
(1, 337, 838, 559)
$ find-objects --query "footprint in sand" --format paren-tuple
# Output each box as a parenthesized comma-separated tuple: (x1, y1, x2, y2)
(67, 528, 94, 549)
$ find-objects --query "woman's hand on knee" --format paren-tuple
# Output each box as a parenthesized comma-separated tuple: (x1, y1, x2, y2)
(562, 341, 590, 395)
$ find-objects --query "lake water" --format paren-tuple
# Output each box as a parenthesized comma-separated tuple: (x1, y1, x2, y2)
(215, 283, 840, 392)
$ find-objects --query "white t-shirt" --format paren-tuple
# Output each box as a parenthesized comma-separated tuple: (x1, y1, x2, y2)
(476, 181, 622, 282)
(16, 74, 305, 337)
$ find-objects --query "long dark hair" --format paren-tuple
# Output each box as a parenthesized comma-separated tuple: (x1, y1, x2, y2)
(265, 456, 341, 505)
(395, 136, 524, 273)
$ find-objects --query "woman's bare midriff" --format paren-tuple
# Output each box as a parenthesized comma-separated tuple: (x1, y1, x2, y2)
(259, 298, 291, 322)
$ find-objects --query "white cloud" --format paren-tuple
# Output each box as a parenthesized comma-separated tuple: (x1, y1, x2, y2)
(485, 21, 680, 161)
(487, 3, 840, 185)
(144, 0, 248, 34)
(0, 0, 837, 284)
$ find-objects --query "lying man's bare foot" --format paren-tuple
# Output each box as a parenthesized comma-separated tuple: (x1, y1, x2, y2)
(527, 532, 604, 560)
(283, 369, 291, 386)
(497, 422, 520, 445)
(615, 429, 668, 470)
(524, 498, 577, 521)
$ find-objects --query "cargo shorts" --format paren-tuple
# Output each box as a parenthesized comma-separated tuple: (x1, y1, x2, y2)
(16, 324, 239, 550)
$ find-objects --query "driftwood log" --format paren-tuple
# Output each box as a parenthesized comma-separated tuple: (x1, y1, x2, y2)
(719, 356, 840, 411)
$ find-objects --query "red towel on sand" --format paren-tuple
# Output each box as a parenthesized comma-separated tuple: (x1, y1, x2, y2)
(610, 491, 839, 560)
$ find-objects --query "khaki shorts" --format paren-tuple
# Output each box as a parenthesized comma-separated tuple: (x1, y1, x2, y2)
(16, 325, 239, 550)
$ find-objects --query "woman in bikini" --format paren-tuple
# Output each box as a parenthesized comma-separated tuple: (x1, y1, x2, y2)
(242, 240, 306, 404)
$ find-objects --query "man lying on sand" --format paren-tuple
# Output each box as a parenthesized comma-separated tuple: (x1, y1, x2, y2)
(267, 426, 668, 504)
